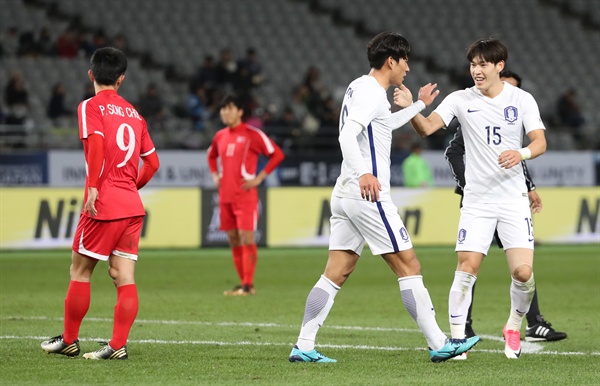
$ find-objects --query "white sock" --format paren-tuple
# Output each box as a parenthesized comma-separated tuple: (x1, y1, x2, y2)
(398, 275, 447, 351)
(296, 275, 340, 351)
(448, 271, 477, 338)
(506, 274, 535, 331)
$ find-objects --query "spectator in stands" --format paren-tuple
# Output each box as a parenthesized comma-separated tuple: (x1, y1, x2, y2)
(192, 55, 219, 91)
(302, 66, 327, 118)
(187, 83, 210, 131)
(47, 82, 73, 124)
(36, 27, 55, 56)
(266, 106, 301, 142)
(237, 48, 264, 91)
(55, 28, 80, 58)
(3, 72, 30, 125)
(557, 89, 585, 140)
(111, 33, 130, 56)
(137, 83, 165, 131)
(402, 142, 434, 187)
(1, 27, 20, 58)
(18, 30, 37, 57)
(216, 48, 238, 90)
(82, 83, 95, 101)
(88, 29, 109, 55)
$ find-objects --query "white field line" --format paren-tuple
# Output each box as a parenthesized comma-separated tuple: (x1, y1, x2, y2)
(3, 316, 598, 356)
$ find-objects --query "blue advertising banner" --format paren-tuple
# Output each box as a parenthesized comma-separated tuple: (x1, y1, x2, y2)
(0, 152, 48, 185)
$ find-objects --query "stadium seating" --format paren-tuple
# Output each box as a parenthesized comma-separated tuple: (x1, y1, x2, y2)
(1, 0, 598, 150)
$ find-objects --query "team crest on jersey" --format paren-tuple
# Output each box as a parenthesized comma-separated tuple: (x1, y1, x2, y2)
(400, 227, 410, 242)
(504, 106, 518, 124)
(457, 229, 467, 244)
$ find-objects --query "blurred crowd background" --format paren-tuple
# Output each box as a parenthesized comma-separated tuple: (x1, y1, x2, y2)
(1, 0, 599, 154)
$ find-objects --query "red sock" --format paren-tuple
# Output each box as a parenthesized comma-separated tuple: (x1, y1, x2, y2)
(241, 244, 258, 287)
(109, 284, 138, 349)
(232, 246, 244, 282)
(63, 280, 90, 344)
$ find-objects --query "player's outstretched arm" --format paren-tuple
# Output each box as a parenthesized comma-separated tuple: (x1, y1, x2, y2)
(409, 84, 444, 137)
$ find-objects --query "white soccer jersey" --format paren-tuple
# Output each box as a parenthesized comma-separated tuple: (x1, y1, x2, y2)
(434, 83, 545, 204)
(332, 75, 395, 202)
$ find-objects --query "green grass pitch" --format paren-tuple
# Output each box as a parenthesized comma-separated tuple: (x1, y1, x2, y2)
(1, 245, 599, 385)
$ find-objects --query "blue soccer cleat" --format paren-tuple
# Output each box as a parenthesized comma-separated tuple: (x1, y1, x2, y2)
(289, 345, 337, 363)
(429, 336, 480, 363)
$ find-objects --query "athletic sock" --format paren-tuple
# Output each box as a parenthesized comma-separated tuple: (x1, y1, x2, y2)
(232, 246, 244, 283)
(448, 271, 477, 338)
(506, 274, 535, 331)
(526, 287, 540, 326)
(398, 275, 447, 351)
(63, 280, 90, 344)
(296, 275, 340, 351)
(466, 281, 477, 322)
(241, 244, 257, 287)
(109, 284, 138, 349)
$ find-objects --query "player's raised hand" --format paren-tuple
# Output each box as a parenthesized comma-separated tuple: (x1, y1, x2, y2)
(358, 173, 381, 202)
(417, 83, 440, 106)
(393, 85, 413, 108)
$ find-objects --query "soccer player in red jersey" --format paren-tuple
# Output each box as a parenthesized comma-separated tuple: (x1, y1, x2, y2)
(208, 94, 285, 296)
(41, 47, 160, 360)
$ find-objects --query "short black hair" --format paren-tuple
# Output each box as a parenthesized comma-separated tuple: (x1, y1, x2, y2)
(367, 32, 411, 70)
(466, 38, 508, 65)
(219, 93, 244, 110)
(90, 47, 127, 86)
(499, 70, 522, 88)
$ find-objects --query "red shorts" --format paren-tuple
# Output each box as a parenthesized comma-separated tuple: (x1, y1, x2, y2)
(219, 201, 258, 231)
(72, 214, 144, 261)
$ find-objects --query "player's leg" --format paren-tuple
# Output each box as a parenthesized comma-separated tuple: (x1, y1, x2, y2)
(221, 203, 245, 294)
(290, 196, 362, 363)
(83, 216, 143, 360)
(41, 249, 98, 357)
(450, 204, 495, 341)
(359, 200, 479, 361)
(464, 282, 477, 338)
(498, 202, 536, 358)
(236, 201, 258, 295)
(42, 214, 111, 357)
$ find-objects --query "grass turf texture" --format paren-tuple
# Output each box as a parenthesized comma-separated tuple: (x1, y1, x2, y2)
(1, 245, 598, 385)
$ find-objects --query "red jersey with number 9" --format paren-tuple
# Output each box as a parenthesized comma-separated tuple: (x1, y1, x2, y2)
(78, 89, 156, 220)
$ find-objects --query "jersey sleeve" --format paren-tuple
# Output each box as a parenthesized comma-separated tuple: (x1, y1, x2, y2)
(78, 98, 104, 139)
(139, 118, 156, 156)
(345, 83, 385, 128)
(207, 132, 220, 173)
(249, 127, 277, 155)
(521, 92, 546, 134)
(433, 91, 461, 127)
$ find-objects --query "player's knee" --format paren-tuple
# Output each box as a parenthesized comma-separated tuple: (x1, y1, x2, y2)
(108, 266, 119, 282)
(512, 264, 533, 282)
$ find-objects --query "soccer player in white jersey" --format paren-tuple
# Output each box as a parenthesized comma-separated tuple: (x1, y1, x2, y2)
(288, 32, 480, 364)
(408, 38, 547, 359)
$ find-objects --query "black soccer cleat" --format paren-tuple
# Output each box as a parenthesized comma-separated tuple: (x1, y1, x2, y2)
(525, 315, 567, 342)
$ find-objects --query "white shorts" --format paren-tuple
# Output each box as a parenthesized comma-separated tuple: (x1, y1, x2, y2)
(456, 202, 534, 255)
(329, 195, 413, 256)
